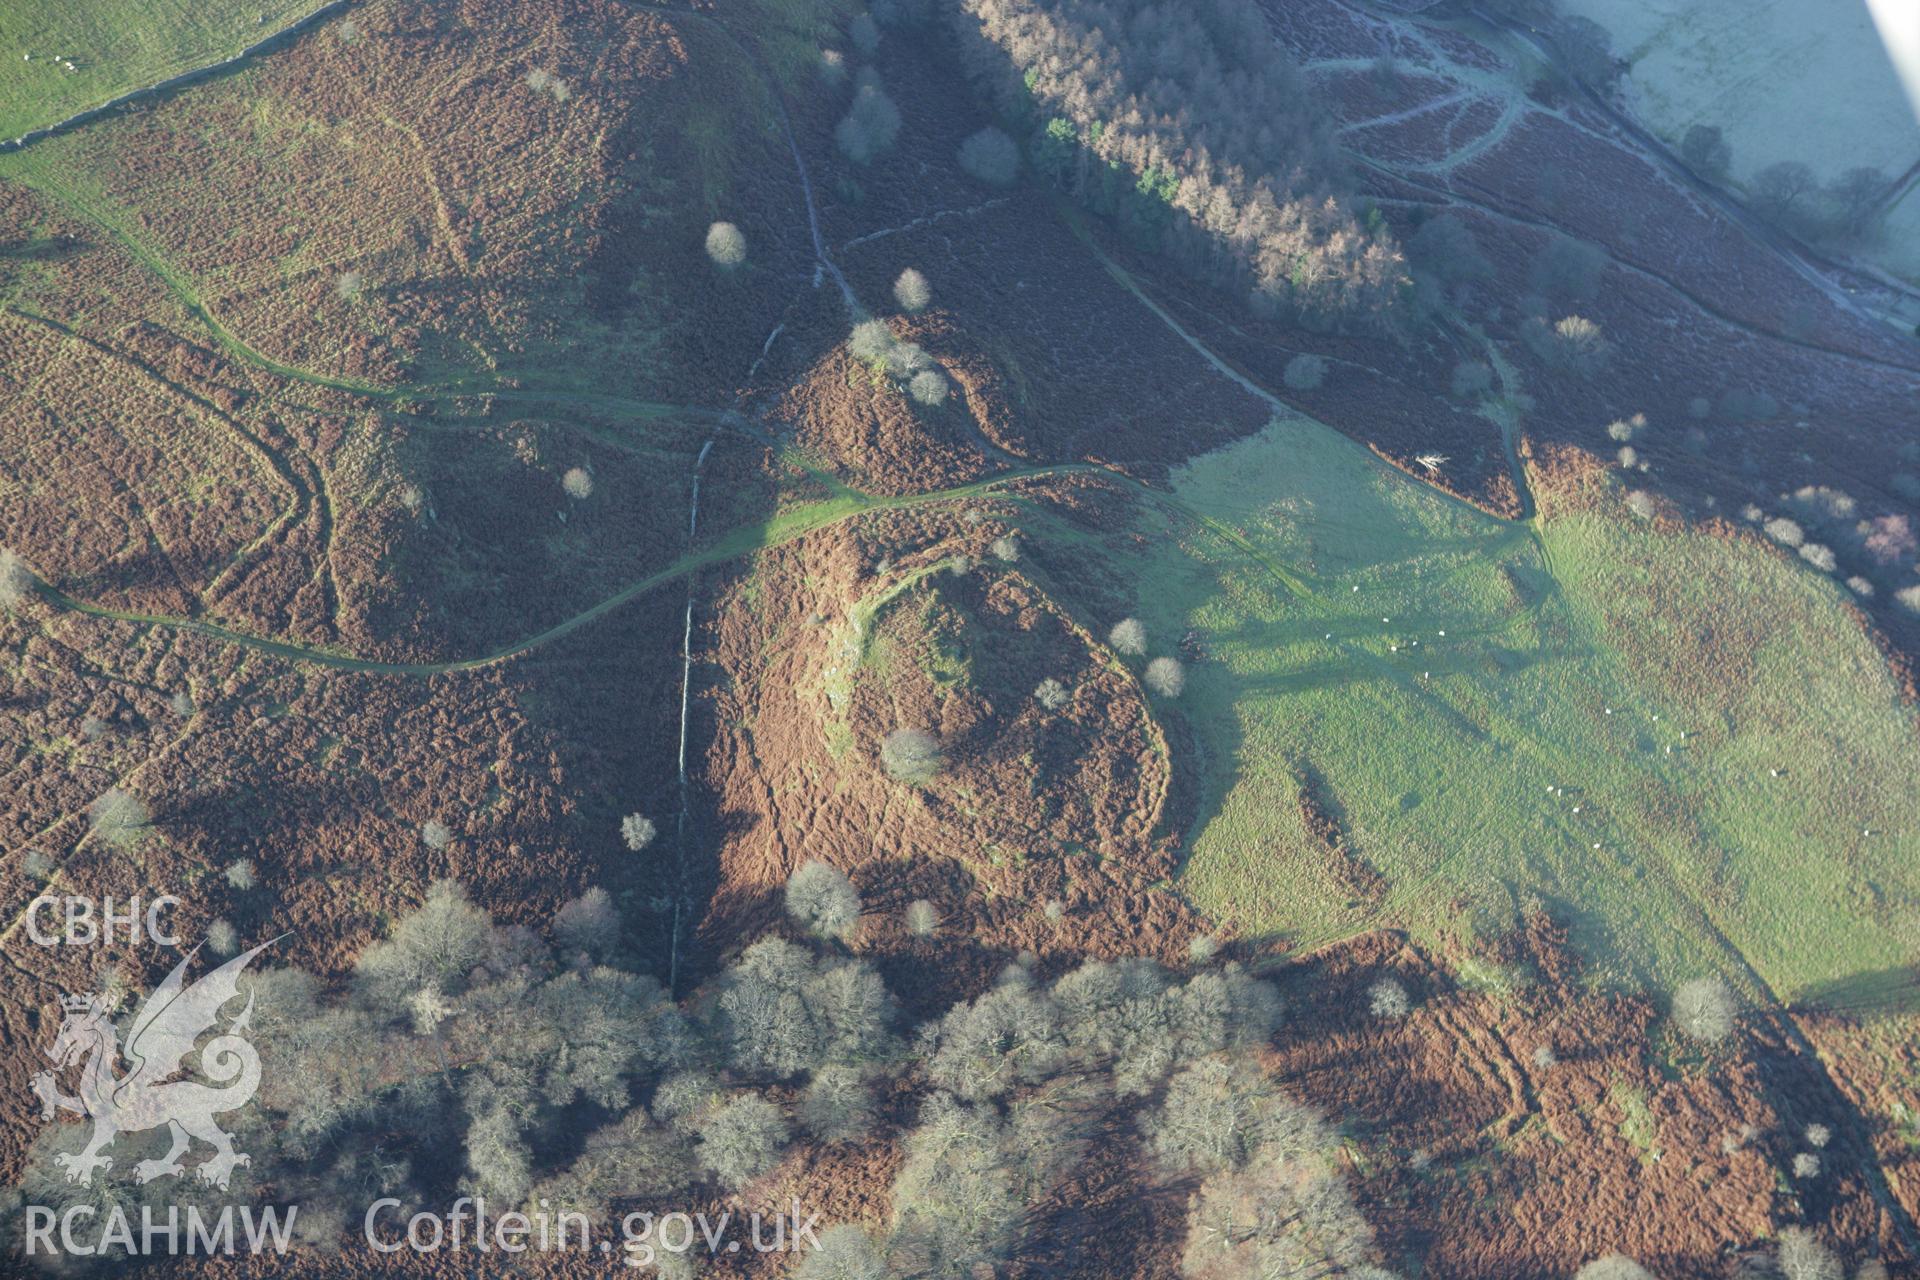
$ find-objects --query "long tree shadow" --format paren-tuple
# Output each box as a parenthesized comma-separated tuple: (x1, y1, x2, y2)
(1793, 967, 1920, 1020)
(0, 235, 89, 261)
(1748, 1008, 1920, 1256)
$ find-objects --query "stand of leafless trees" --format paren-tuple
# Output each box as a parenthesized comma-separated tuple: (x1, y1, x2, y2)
(16, 868, 1400, 1277)
(948, 0, 1405, 329)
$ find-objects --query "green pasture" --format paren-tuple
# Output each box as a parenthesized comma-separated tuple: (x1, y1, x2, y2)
(0, 0, 308, 140)
(1111, 415, 1918, 1005)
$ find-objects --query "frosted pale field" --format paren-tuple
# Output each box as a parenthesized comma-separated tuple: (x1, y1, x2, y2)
(1555, 0, 1920, 279)
(1881, 185, 1920, 283)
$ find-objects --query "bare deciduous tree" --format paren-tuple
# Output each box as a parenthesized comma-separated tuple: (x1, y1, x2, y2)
(1284, 354, 1327, 390)
(1672, 975, 1737, 1044)
(1680, 124, 1730, 179)
(652, 1070, 721, 1131)
(1753, 162, 1817, 226)
(1765, 517, 1806, 547)
(696, 1094, 790, 1188)
(894, 268, 932, 312)
(1531, 234, 1605, 302)
(1368, 977, 1410, 1019)
(1606, 413, 1646, 443)
(1788, 485, 1857, 528)
(621, 813, 658, 852)
(1409, 214, 1491, 286)
(0, 547, 32, 610)
(957, 126, 1019, 185)
(1148, 1056, 1332, 1174)
(1109, 617, 1148, 656)
(893, 1080, 1094, 1274)
(717, 938, 895, 1077)
(884, 340, 932, 378)
(794, 1223, 888, 1280)
(1145, 656, 1185, 698)
(462, 1089, 534, 1204)
(1034, 678, 1069, 711)
(881, 728, 943, 784)
(1830, 166, 1891, 238)
(355, 879, 496, 1011)
(800, 1065, 875, 1143)
(524, 68, 570, 101)
(929, 968, 1065, 1100)
(1775, 1227, 1843, 1280)
(850, 318, 896, 364)
(1862, 515, 1915, 566)
(532, 1110, 690, 1224)
(787, 860, 863, 940)
(909, 370, 948, 406)
(555, 887, 622, 961)
(88, 788, 151, 851)
(1537, 315, 1609, 374)
(706, 221, 747, 268)
(1053, 957, 1281, 1095)
(836, 82, 902, 163)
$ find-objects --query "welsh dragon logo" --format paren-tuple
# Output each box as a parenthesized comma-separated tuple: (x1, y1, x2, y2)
(31, 940, 275, 1191)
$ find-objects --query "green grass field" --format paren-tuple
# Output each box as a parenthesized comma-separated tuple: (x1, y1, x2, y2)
(1104, 415, 1919, 1005)
(0, 0, 310, 139)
